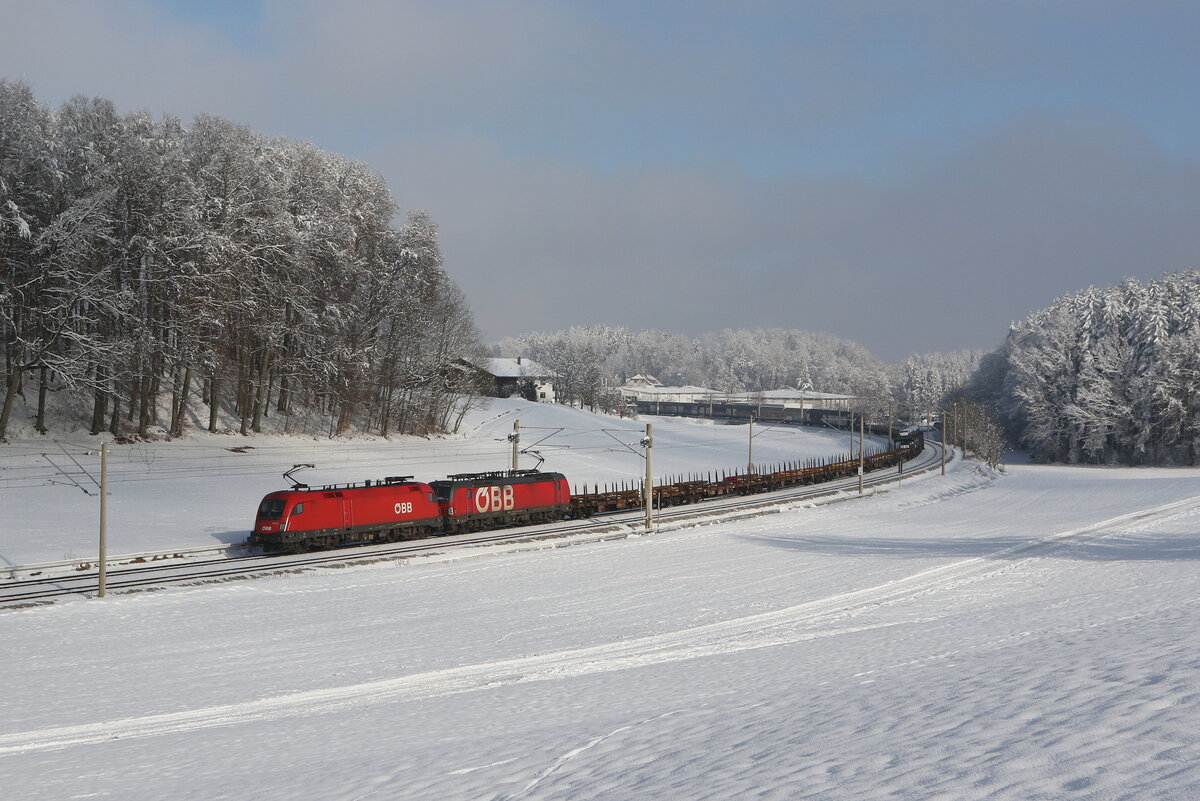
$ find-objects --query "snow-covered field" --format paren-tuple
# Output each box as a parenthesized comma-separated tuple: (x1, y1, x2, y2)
(0, 398, 863, 567)
(2, 400, 1199, 799)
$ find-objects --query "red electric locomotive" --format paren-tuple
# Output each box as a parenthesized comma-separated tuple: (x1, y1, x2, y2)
(432, 470, 571, 533)
(250, 475, 443, 552)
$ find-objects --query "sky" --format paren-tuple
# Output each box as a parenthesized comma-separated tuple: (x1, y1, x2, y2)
(3, 1, 1200, 360)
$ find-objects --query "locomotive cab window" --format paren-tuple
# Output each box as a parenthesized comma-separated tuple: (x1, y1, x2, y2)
(258, 499, 286, 520)
(291, 502, 304, 515)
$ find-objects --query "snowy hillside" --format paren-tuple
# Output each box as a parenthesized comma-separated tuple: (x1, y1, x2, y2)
(2, 404, 1199, 799)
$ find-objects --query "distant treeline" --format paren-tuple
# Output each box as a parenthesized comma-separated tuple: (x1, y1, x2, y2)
(495, 324, 981, 422)
(969, 270, 1200, 464)
(0, 80, 483, 441)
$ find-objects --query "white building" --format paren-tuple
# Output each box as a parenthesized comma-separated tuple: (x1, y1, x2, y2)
(617, 383, 854, 410)
(616, 383, 720, 405)
(459, 357, 557, 403)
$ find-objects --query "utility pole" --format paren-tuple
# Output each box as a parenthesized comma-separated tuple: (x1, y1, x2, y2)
(747, 414, 754, 474)
(98, 442, 108, 598)
(957, 401, 965, 456)
(941, 410, 947, 475)
(509, 419, 520, 472)
(858, 414, 865, 495)
(643, 423, 654, 533)
(952, 402, 959, 456)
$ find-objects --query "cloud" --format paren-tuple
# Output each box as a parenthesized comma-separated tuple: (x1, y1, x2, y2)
(0, 1, 266, 121)
(370, 109, 1200, 359)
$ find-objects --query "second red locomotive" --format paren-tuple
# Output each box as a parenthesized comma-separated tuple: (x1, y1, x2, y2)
(433, 470, 570, 533)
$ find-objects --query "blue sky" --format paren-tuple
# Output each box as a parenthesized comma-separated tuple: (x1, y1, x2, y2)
(4, 1, 1200, 360)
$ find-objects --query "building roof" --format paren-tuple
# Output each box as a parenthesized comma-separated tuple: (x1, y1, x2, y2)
(617, 383, 857, 407)
(617, 384, 714, 396)
(726, 389, 856, 402)
(467, 357, 556, 379)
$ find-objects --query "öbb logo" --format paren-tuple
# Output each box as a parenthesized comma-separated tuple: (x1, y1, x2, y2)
(475, 485, 515, 513)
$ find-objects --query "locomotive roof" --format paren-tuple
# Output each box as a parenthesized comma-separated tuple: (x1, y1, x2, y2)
(288, 476, 420, 492)
(433, 469, 566, 484)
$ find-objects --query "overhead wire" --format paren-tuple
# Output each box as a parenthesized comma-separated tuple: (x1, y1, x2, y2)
(0, 420, 837, 491)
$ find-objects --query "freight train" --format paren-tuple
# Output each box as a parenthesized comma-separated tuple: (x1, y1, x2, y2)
(569, 435, 920, 516)
(249, 424, 925, 553)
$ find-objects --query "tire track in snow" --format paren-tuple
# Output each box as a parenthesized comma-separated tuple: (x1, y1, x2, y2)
(495, 710, 685, 801)
(4, 494, 1198, 756)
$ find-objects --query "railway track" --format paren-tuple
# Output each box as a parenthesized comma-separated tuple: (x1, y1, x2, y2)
(0, 439, 947, 607)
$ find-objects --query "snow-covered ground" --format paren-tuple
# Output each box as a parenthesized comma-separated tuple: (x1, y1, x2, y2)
(2, 401, 1199, 799)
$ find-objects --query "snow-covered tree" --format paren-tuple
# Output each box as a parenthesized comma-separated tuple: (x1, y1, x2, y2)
(0, 80, 59, 440)
(969, 271, 1200, 464)
(0, 83, 479, 441)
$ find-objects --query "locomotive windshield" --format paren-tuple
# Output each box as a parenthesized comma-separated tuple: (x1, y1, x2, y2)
(258, 498, 286, 520)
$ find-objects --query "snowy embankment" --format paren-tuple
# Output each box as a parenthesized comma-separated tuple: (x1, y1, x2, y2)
(2, 402, 1199, 799)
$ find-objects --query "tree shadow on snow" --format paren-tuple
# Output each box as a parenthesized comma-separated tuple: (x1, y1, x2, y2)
(738, 530, 1200, 562)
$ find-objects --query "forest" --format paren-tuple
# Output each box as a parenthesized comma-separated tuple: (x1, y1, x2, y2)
(0, 79, 483, 442)
(969, 271, 1200, 465)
